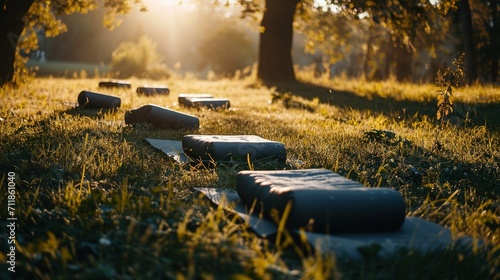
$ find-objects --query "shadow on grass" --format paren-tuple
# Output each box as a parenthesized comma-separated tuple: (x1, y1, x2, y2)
(62, 106, 119, 119)
(266, 80, 500, 130)
(268, 81, 433, 114)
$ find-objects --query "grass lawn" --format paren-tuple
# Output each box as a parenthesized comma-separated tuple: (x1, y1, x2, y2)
(25, 60, 110, 78)
(0, 74, 499, 279)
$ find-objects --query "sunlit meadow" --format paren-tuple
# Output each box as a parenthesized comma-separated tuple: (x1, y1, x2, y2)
(0, 71, 499, 279)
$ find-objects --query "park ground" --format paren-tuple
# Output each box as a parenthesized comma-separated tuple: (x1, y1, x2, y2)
(0, 73, 499, 279)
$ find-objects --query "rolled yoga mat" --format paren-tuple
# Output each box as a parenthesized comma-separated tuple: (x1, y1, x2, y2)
(136, 86, 170, 95)
(98, 80, 131, 89)
(236, 169, 406, 233)
(77, 91, 121, 109)
(124, 104, 199, 130)
(182, 134, 286, 162)
(178, 93, 213, 107)
(185, 98, 230, 109)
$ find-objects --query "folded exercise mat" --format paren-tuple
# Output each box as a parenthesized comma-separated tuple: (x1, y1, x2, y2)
(124, 104, 199, 130)
(77, 91, 121, 109)
(178, 93, 214, 107)
(182, 135, 287, 163)
(185, 98, 230, 109)
(136, 86, 170, 95)
(98, 80, 131, 89)
(145, 138, 189, 163)
(236, 169, 406, 233)
(196, 187, 462, 259)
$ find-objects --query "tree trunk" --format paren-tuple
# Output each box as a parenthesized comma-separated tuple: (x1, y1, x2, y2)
(383, 34, 393, 80)
(363, 34, 373, 79)
(488, 0, 499, 83)
(458, 0, 478, 84)
(394, 38, 412, 82)
(0, 0, 34, 86)
(257, 0, 299, 83)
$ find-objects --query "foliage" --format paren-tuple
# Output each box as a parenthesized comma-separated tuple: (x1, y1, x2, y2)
(110, 35, 171, 79)
(229, 0, 495, 83)
(198, 21, 257, 77)
(467, 0, 500, 83)
(0, 76, 499, 278)
(44, 9, 122, 64)
(1, 0, 145, 85)
(294, 0, 459, 82)
(435, 53, 465, 124)
(7, 0, 498, 85)
(297, 8, 360, 64)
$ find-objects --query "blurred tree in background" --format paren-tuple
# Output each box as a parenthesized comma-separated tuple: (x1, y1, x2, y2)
(468, 0, 499, 83)
(297, 2, 452, 82)
(0, 0, 145, 85)
(110, 35, 170, 79)
(44, 9, 128, 64)
(232, 0, 498, 84)
(1, 0, 498, 85)
(197, 23, 256, 77)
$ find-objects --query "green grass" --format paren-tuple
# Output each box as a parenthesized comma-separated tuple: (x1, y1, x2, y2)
(0, 74, 499, 279)
(25, 60, 110, 78)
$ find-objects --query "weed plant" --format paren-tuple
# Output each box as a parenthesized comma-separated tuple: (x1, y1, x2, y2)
(0, 74, 499, 279)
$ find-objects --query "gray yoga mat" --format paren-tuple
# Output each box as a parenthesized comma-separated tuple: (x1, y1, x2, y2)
(178, 93, 213, 107)
(136, 86, 170, 95)
(77, 91, 121, 109)
(182, 134, 287, 162)
(125, 104, 199, 130)
(236, 169, 406, 233)
(145, 138, 189, 163)
(186, 98, 230, 109)
(98, 80, 131, 89)
(195, 187, 461, 259)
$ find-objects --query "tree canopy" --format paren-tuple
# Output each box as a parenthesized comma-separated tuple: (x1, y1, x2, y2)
(1, 0, 498, 85)
(0, 0, 145, 85)
(232, 0, 497, 83)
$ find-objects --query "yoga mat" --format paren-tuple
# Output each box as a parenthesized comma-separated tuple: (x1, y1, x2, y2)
(195, 187, 459, 259)
(145, 138, 189, 163)
(178, 93, 213, 107)
(136, 86, 170, 95)
(182, 134, 287, 162)
(98, 80, 131, 89)
(236, 169, 406, 233)
(77, 91, 121, 109)
(125, 104, 199, 130)
(186, 98, 230, 109)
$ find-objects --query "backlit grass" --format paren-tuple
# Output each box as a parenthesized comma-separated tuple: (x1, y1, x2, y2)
(0, 74, 499, 279)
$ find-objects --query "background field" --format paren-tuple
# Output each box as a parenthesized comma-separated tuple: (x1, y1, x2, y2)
(0, 75, 499, 279)
(25, 60, 110, 78)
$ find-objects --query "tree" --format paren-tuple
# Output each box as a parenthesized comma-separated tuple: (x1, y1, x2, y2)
(235, 0, 461, 84)
(44, 9, 122, 64)
(295, 1, 454, 82)
(0, 0, 34, 85)
(198, 23, 256, 77)
(0, 0, 144, 86)
(468, 0, 499, 83)
(458, 0, 478, 83)
(110, 35, 170, 79)
(257, 0, 300, 83)
(297, 8, 389, 80)
(488, 0, 500, 83)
